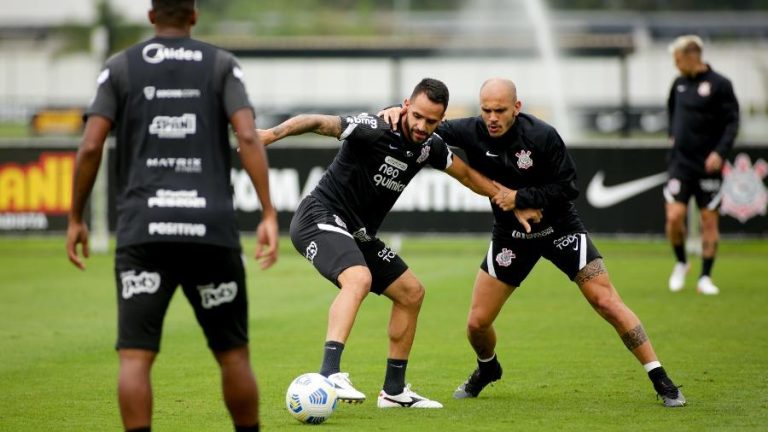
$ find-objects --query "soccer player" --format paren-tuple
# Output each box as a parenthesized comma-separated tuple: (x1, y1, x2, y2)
(665, 35, 739, 295)
(256, 78, 538, 409)
(380, 78, 686, 407)
(66, 1, 277, 430)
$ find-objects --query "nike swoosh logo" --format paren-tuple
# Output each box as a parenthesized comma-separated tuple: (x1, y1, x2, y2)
(389, 145, 399, 150)
(486, 151, 499, 157)
(382, 396, 421, 407)
(586, 171, 668, 208)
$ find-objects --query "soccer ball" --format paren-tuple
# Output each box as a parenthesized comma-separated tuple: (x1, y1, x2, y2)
(285, 373, 338, 424)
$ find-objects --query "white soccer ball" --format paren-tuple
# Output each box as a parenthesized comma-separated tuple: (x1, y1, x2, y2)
(285, 373, 338, 424)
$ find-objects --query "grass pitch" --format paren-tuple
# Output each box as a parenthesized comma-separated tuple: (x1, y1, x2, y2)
(0, 235, 766, 431)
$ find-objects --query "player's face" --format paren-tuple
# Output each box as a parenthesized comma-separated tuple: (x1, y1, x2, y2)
(480, 88, 521, 138)
(674, 49, 698, 76)
(402, 93, 445, 144)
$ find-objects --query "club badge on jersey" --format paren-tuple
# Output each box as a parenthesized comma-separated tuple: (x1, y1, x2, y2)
(515, 150, 533, 170)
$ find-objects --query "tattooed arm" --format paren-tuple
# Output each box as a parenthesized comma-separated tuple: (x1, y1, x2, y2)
(256, 114, 342, 146)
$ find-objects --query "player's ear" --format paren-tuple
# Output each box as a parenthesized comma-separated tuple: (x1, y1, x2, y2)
(402, 98, 410, 109)
(190, 8, 198, 26)
(148, 9, 156, 24)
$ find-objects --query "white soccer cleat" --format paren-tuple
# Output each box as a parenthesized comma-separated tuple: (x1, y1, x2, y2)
(377, 384, 443, 409)
(697, 276, 720, 295)
(668, 262, 690, 292)
(326, 372, 366, 403)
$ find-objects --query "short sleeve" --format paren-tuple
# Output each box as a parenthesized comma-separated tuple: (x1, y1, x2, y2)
(339, 113, 383, 143)
(218, 51, 254, 119)
(85, 53, 124, 122)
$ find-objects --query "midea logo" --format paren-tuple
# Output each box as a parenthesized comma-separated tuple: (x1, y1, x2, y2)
(142, 43, 203, 64)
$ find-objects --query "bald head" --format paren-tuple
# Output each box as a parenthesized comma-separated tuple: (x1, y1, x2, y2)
(480, 78, 517, 104)
(479, 78, 522, 137)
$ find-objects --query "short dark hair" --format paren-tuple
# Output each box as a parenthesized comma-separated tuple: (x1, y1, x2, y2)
(152, 0, 195, 25)
(410, 78, 449, 110)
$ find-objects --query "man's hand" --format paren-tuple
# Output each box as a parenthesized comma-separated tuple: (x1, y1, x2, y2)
(705, 151, 723, 174)
(513, 208, 543, 234)
(66, 220, 90, 270)
(377, 106, 406, 132)
(254, 211, 278, 270)
(492, 181, 517, 211)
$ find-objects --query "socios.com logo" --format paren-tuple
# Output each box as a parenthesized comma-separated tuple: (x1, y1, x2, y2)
(142, 43, 203, 64)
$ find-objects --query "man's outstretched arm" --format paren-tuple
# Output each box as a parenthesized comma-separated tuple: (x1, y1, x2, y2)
(256, 114, 342, 146)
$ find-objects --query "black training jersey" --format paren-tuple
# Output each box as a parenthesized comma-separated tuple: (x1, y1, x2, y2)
(437, 113, 585, 236)
(311, 113, 453, 238)
(86, 36, 254, 249)
(667, 65, 739, 179)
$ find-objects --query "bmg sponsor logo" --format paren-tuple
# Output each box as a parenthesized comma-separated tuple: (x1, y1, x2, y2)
(345, 114, 378, 129)
(120, 271, 161, 299)
(198, 282, 237, 309)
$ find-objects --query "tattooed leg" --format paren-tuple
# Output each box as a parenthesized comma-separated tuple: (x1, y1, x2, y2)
(574, 258, 607, 287)
(621, 324, 649, 351)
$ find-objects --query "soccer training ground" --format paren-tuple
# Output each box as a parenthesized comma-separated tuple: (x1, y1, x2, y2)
(1, 236, 766, 431)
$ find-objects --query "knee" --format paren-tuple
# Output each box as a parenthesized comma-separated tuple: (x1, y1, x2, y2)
(339, 267, 373, 297)
(466, 313, 492, 335)
(666, 209, 685, 227)
(399, 280, 425, 309)
(586, 285, 623, 319)
(700, 215, 719, 234)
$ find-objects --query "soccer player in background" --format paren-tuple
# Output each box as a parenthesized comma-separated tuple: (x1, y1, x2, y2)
(256, 78, 539, 409)
(66, 1, 277, 430)
(380, 77, 686, 407)
(664, 35, 739, 295)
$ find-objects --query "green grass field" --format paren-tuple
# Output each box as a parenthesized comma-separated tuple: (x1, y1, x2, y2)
(1, 236, 766, 431)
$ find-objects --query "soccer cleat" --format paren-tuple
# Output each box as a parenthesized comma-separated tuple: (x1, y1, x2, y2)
(668, 262, 690, 292)
(453, 362, 503, 399)
(326, 372, 366, 403)
(654, 376, 686, 407)
(377, 384, 443, 408)
(696, 276, 720, 295)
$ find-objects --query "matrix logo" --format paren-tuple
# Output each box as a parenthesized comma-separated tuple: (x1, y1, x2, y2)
(148, 114, 196, 138)
(142, 43, 203, 64)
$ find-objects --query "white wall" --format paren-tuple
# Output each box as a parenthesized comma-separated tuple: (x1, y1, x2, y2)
(0, 39, 766, 137)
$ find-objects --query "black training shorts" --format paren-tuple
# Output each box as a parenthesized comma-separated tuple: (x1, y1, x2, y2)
(290, 196, 408, 295)
(663, 176, 723, 211)
(114, 242, 248, 352)
(481, 230, 602, 287)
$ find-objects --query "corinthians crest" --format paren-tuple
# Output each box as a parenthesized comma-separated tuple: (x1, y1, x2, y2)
(515, 150, 533, 169)
(720, 153, 768, 223)
(495, 248, 516, 267)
